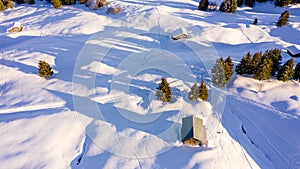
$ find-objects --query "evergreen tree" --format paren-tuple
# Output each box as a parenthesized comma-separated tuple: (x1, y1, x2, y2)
(16, 0, 24, 4)
(220, 0, 237, 13)
(62, 0, 75, 5)
(28, 0, 35, 4)
(237, 0, 243, 7)
(235, 52, 252, 75)
(277, 58, 294, 82)
(199, 80, 209, 101)
(253, 18, 257, 25)
(198, 0, 209, 10)
(277, 10, 289, 27)
(156, 78, 172, 103)
(263, 49, 282, 76)
(212, 58, 227, 87)
(52, 0, 62, 8)
(254, 56, 273, 81)
(275, 0, 292, 7)
(0, 0, 5, 11)
(294, 63, 300, 82)
(188, 83, 199, 101)
(38, 60, 54, 78)
(250, 52, 262, 74)
(224, 56, 234, 81)
(245, 0, 255, 7)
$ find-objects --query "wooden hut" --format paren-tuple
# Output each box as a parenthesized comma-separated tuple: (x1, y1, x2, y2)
(171, 28, 188, 40)
(181, 116, 207, 146)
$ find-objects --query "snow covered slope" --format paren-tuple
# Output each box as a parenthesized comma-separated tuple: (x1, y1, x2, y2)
(0, 1, 300, 169)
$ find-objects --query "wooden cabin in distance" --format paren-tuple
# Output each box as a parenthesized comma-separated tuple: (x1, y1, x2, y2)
(287, 46, 300, 58)
(181, 116, 207, 146)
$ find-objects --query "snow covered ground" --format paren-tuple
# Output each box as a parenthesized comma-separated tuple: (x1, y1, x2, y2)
(0, 0, 300, 168)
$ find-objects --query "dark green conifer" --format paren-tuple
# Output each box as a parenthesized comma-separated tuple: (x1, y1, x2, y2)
(277, 10, 289, 27)
(254, 56, 273, 81)
(277, 58, 294, 82)
(199, 80, 209, 101)
(224, 56, 234, 81)
(235, 52, 252, 75)
(38, 60, 54, 78)
(156, 78, 172, 103)
(198, 0, 209, 10)
(294, 63, 300, 82)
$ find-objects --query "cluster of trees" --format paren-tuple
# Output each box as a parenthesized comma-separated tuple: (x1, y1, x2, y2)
(198, 0, 298, 13)
(188, 80, 209, 101)
(156, 78, 209, 103)
(236, 49, 300, 82)
(211, 56, 234, 87)
(0, 0, 108, 9)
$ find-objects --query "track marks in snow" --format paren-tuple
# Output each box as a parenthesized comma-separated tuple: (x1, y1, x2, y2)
(0, 102, 66, 114)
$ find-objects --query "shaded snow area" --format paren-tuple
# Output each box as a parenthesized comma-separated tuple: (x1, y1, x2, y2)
(1, 0, 300, 169)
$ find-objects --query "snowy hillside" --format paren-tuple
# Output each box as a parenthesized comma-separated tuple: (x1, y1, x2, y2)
(0, 0, 300, 169)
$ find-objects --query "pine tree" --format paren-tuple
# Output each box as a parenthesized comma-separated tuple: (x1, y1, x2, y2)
(212, 58, 227, 87)
(220, 0, 237, 13)
(156, 78, 172, 103)
(294, 63, 300, 82)
(52, 0, 62, 8)
(224, 56, 234, 81)
(199, 80, 209, 101)
(263, 49, 282, 76)
(277, 10, 289, 27)
(254, 56, 273, 81)
(0, 0, 5, 11)
(253, 18, 257, 25)
(188, 83, 199, 101)
(38, 60, 54, 78)
(250, 52, 262, 74)
(237, 0, 243, 7)
(277, 58, 294, 82)
(275, 0, 292, 7)
(245, 0, 255, 7)
(235, 52, 252, 75)
(62, 0, 75, 5)
(198, 0, 209, 10)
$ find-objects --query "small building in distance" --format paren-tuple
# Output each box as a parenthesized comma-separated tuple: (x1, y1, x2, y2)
(181, 116, 207, 146)
(171, 28, 188, 40)
(287, 46, 300, 58)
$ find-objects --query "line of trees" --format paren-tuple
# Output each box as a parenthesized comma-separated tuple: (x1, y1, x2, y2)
(235, 49, 300, 82)
(156, 78, 209, 103)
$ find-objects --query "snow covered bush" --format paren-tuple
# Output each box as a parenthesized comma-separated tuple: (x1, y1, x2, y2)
(38, 60, 54, 78)
(277, 10, 289, 27)
(188, 83, 199, 101)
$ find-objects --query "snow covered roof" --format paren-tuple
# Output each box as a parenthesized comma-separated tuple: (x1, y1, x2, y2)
(287, 46, 300, 55)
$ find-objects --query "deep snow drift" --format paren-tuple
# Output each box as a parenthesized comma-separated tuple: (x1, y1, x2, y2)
(0, 1, 300, 169)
